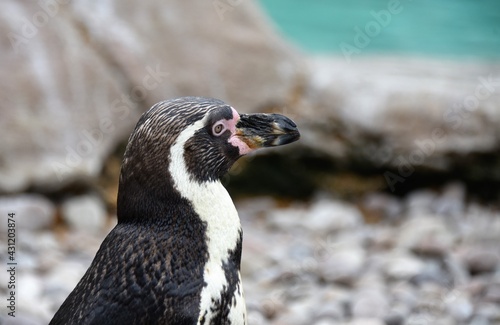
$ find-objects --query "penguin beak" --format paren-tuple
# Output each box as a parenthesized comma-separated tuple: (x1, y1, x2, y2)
(234, 113, 300, 150)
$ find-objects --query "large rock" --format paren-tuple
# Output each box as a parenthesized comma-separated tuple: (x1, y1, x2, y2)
(0, 0, 304, 193)
(1, 0, 499, 195)
(297, 57, 500, 189)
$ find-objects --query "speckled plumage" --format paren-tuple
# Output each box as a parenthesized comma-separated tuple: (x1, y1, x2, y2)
(50, 97, 299, 325)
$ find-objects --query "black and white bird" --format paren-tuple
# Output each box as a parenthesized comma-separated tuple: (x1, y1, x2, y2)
(50, 97, 300, 325)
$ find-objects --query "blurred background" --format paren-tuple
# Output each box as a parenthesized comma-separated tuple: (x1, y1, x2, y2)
(1, 0, 500, 324)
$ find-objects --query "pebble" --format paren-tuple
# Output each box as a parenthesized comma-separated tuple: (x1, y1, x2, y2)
(462, 248, 500, 274)
(384, 253, 425, 280)
(347, 319, 385, 325)
(266, 207, 306, 231)
(246, 310, 269, 325)
(444, 254, 470, 286)
(362, 192, 403, 222)
(475, 302, 500, 321)
(351, 289, 389, 319)
(411, 259, 451, 286)
(484, 282, 500, 303)
(405, 189, 437, 216)
(390, 282, 418, 308)
(397, 216, 455, 256)
(272, 299, 315, 325)
(306, 199, 363, 233)
(0, 315, 44, 325)
(469, 315, 490, 325)
(445, 293, 473, 321)
(313, 300, 344, 320)
(384, 312, 405, 325)
(0, 194, 55, 231)
(318, 244, 366, 286)
(432, 182, 466, 217)
(314, 320, 337, 325)
(17, 273, 53, 322)
(60, 194, 107, 233)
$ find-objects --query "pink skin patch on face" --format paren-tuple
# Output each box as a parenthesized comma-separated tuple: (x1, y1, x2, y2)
(227, 107, 253, 155)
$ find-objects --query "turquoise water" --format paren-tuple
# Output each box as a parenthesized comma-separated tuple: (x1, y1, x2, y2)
(258, 0, 500, 60)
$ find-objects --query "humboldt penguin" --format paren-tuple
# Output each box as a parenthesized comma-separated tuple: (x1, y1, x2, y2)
(50, 97, 300, 325)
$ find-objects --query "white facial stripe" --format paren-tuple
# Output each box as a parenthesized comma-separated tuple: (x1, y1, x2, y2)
(168, 117, 244, 324)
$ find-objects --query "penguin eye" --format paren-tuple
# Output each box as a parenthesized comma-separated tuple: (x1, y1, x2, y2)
(212, 122, 226, 136)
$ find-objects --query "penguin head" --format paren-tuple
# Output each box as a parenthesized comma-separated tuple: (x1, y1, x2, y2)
(117, 97, 299, 221)
(122, 97, 300, 185)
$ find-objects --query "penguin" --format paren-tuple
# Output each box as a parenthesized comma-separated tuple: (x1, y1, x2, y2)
(50, 97, 300, 325)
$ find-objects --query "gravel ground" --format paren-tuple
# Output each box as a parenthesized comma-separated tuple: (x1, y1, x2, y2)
(0, 183, 499, 325)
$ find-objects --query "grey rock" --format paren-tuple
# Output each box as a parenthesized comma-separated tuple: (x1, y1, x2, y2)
(0, 194, 55, 231)
(433, 182, 466, 217)
(462, 248, 500, 275)
(44, 259, 90, 312)
(462, 203, 500, 244)
(0, 315, 44, 325)
(444, 254, 470, 286)
(304, 57, 500, 182)
(314, 319, 338, 325)
(318, 244, 365, 285)
(469, 315, 490, 325)
(0, 0, 304, 193)
(266, 207, 307, 231)
(362, 192, 403, 222)
(405, 190, 438, 216)
(61, 194, 107, 232)
(475, 302, 500, 321)
(273, 299, 315, 325)
(390, 282, 419, 309)
(2, 1, 500, 196)
(445, 293, 473, 321)
(246, 310, 269, 325)
(17, 273, 53, 322)
(0, 2, 140, 192)
(407, 314, 455, 325)
(347, 319, 385, 325)
(411, 260, 452, 286)
(351, 289, 389, 319)
(240, 239, 274, 278)
(397, 216, 455, 256)
(484, 282, 500, 303)
(307, 199, 363, 233)
(314, 301, 344, 321)
(384, 253, 425, 280)
(384, 313, 405, 325)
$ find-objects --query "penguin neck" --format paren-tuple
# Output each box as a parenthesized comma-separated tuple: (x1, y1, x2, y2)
(168, 124, 242, 265)
(170, 166, 241, 260)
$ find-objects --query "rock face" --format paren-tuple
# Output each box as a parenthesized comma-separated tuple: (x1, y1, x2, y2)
(299, 57, 500, 190)
(1, 0, 499, 195)
(0, 0, 303, 193)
